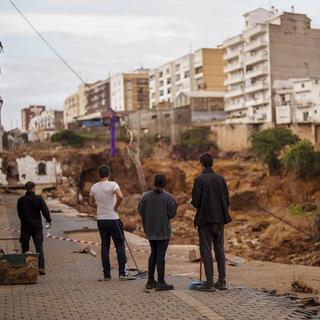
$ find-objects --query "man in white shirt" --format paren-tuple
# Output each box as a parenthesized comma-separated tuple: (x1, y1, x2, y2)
(89, 165, 135, 281)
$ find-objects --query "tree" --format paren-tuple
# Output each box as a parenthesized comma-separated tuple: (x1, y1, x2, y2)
(51, 130, 85, 148)
(283, 140, 320, 178)
(250, 127, 299, 174)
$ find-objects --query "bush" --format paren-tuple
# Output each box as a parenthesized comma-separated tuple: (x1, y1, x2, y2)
(51, 130, 85, 148)
(250, 127, 299, 174)
(174, 127, 217, 159)
(140, 134, 157, 158)
(283, 140, 320, 178)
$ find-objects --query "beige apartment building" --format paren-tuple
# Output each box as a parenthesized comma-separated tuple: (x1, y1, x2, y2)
(149, 48, 225, 109)
(64, 80, 110, 127)
(110, 69, 149, 112)
(223, 7, 320, 125)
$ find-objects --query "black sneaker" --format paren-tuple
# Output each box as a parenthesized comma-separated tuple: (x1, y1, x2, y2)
(194, 282, 216, 292)
(215, 280, 227, 290)
(155, 282, 174, 291)
(145, 279, 158, 289)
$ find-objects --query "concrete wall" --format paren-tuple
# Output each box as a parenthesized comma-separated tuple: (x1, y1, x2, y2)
(210, 124, 253, 152)
(16, 156, 62, 185)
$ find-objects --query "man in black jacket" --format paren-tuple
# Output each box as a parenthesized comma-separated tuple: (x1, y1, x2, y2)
(191, 153, 231, 291)
(17, 181, 51, 275)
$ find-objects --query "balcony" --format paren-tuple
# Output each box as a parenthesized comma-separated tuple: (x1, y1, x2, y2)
(245, 96, 269, 107)
(225, 87, 245, 98)
(295, 100, 314, 108)
(245, 24, 267, 38)
(245, 38, 268, 52)
(245, 51, 268, 66)
(224, 100, 246, 112)
(224, 61, 243, 73)
(224, 74, 244, 86)
(224, 49, 241, 60)
(223, 34, 244, 48)
(245, 81, 269, 94)
(245, 67, 268, 79)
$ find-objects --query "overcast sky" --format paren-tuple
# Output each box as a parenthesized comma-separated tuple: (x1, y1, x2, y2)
(1, 0, 320, 130)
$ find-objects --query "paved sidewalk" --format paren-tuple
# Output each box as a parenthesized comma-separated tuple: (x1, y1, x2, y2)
(0, 195, 319, 320)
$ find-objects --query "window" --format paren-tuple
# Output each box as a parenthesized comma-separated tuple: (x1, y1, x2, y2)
(167, 88, 171, 94)
(184, 71, 190, 78)
(315, 80, 319, 84)
(195, 66, 203, 74)
(160, 90, 164, 96)
(164, 113, 170, 118)
(160, 80, 164, 86)
(166, 69, 170, 75)
(176, 74, 181, 81)
(301, 83, 305, 88)
(151, 115, 157, 120)
(176, 64, 180, 71)
(159, 71, 163, 78)
(167, 78, 171, 85)
(38, 162, 47, 176)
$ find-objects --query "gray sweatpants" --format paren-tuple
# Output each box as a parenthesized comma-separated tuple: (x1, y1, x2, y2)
(198, 223, 226, 284)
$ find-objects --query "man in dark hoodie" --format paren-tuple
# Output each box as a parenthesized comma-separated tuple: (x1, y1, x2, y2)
(138, 175, 177, 291)
(191, 153, 231, 292)
(17, 181, 52, 275)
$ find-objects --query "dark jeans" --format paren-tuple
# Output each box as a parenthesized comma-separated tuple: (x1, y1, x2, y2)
(148, 239, 169, 283)
(97, 219, 127, 277)
(20, 228, 45, 269)
(198, 223, 226, 285)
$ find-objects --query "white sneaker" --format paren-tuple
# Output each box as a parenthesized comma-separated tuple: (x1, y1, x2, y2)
(119, 274, 136, 281)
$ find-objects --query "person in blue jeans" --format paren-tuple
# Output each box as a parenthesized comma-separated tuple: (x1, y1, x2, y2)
(89, 165, 135, 281)
(138, 175, 177, 291)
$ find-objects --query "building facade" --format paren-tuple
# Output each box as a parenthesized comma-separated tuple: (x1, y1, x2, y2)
(274, 78, 320, 124)
(64, 80, 110, 128)
(29, 110, 64, 142)
(149, 48, 225, 109)
(110, 69, 149, 112)
(21, 105, 46, 132)
(223, 8, 320, 125)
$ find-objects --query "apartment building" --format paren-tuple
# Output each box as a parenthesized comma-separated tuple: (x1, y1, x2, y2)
(21, 105, 46, 132)
(29, 110, 64, 142)
(64, 93, 79, 128)
(64, 80, 110, 127)
(274, 78, 320, 124)
(110, 69, 149, 112)
(223, 7, 320, 124)
(149, 48, 225, 109)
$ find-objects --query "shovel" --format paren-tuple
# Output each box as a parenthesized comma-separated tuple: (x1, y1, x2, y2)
(189, 257, 205, 290)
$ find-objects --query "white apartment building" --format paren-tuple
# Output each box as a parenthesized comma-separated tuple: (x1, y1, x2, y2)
(274, 78, 320, 124)
(223, 8, 320, 124)
(149, 48, 225, 109)
(64, 93, 79, 128)
(29, 110, 64, 142)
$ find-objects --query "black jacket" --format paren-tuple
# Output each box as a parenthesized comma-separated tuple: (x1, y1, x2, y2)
(17, 191, 51, 230)
(138, 190, 177, 240)
(191, 167, 231, 226)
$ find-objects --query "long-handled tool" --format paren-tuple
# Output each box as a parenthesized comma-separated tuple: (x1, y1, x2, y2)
(116, 220, 147, 278)
(189, 257, 205, 290)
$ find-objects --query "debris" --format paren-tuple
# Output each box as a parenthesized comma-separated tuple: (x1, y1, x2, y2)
(73, 246, 97, 257)
(226, 257, 245, 266)
(291, 279, 314, 293)
(188, 248, 201, 262)
(0, 248, 5, 254)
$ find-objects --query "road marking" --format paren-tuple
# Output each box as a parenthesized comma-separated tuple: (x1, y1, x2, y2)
(172, 290, 225, 320)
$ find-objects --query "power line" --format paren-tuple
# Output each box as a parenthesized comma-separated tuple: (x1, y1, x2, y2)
(8, 0, 85, 84)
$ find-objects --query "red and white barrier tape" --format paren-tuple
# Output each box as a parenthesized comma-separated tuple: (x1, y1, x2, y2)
(0, 227, 182, 258)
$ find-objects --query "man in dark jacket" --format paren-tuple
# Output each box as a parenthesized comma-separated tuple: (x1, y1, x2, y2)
(191, 153, 231, 291)
(138, 175, 177, 291)
(17, 181, 51, 275)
